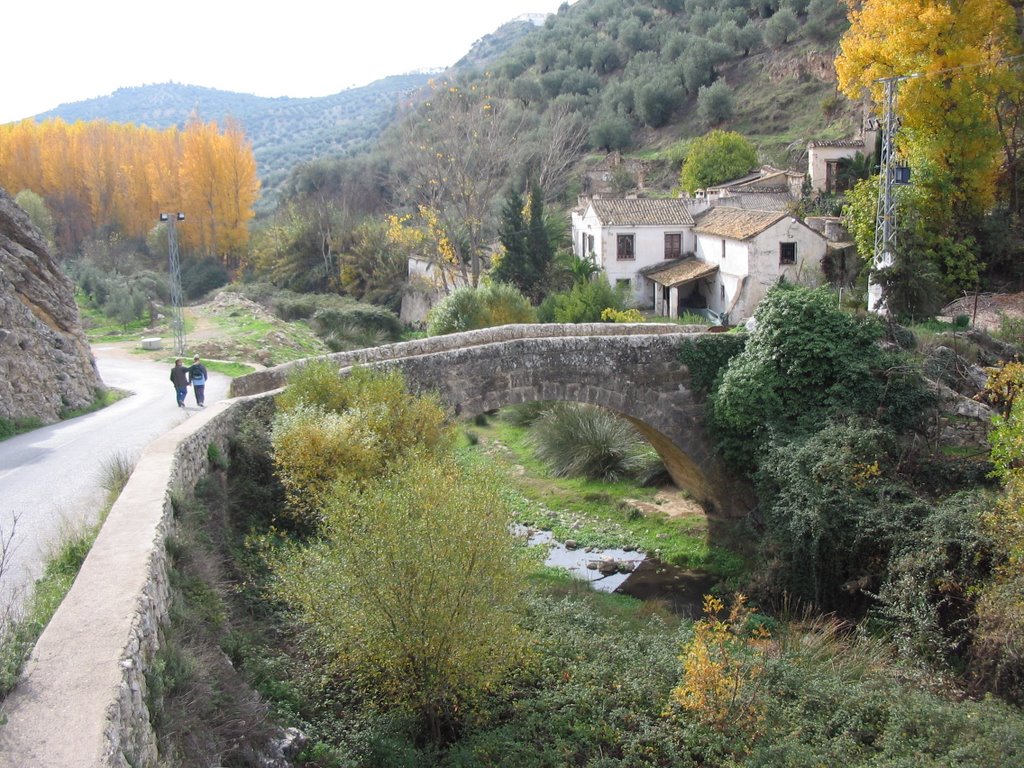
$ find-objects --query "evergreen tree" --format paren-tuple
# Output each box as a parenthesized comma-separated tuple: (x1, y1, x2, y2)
(526, 183, 553, 302)
(492, 187, 532, 295)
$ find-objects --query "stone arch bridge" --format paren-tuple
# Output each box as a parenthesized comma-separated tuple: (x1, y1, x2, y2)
(231, 324, 753, 518)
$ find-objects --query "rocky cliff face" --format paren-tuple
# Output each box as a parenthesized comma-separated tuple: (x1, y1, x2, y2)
(0, 188, 102, 424)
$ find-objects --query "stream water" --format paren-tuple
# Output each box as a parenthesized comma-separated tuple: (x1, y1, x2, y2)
(517, 525, 716, 617)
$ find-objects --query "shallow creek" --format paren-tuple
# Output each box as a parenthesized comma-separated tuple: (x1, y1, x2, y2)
(516, 525, 717, 618)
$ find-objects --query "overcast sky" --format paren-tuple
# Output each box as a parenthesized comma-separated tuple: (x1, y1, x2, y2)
(2, 1, 570, 124)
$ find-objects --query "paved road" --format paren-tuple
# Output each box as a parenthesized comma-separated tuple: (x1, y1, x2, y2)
(0, 347, 230, 613)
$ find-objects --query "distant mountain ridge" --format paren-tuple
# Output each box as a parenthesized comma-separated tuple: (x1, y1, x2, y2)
(36, 74, 434, 205)
(28, 10, 555, 211)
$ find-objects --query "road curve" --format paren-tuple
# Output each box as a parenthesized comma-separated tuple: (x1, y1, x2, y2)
(0, 346, 230, 613)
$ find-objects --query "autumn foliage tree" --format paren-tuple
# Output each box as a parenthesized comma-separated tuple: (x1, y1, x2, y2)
(0, 117, 259, 261)
(836, 0, 1022, 224)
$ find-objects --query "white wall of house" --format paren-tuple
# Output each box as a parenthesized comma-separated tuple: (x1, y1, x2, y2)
(695, 219, 826, 323)
(571, 206, 695, 307)
(400, 256, 469, 327)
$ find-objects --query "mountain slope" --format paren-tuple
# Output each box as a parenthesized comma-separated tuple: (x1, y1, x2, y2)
(37, 75, 433, 204)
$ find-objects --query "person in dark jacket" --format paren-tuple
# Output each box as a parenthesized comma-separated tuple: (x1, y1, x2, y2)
(187, 355, 208, 407)
(170, 358, 189, 408)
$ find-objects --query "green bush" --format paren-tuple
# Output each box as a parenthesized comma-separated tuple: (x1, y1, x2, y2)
(180, 258, 229, 300)
(312, 303, 403, 343)
(537, 274, 628, 323)
(530, 403, 664, 483)
(427, 282, 535, 336)
(874, 491, 994, 666)
(271, 291, 320, 320)
(710, 284, 929, 466)
(755, 419, 929, 612)
(678, 333, 748, 394)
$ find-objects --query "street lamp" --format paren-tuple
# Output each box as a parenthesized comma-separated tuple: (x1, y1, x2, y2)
(160, 212, 186, 355)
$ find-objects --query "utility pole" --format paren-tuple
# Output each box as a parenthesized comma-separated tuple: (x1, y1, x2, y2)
(160, 212, 186, 355)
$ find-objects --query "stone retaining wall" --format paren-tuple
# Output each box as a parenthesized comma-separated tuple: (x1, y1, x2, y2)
(0, 395, 266, 768)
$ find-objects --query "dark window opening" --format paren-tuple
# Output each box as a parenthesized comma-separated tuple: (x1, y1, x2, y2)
(780, 242, 797, 265)
(617, 234, 635, 260)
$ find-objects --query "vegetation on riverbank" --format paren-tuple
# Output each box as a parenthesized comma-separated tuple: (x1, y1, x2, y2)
(146, 342, 1024, 765)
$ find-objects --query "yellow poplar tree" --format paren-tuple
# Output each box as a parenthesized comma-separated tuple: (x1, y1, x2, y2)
(835, 0, 1021, 218)
(0, 117, 257, 260)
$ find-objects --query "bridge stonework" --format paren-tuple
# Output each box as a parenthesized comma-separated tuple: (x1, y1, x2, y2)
(231, 324, 753, 518)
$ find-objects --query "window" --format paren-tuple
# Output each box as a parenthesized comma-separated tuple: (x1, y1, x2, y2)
(780, 242, 797, 265)
(664, 233, 682, 259)
(825, 159, 842, 195)
(721, 239, 726, 259)
(616, 278, 632, 292)
(617, 234, 635, 260)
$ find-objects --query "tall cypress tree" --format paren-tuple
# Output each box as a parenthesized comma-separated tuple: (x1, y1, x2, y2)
(493, 187, 532, 296)
(526, 183, 553, 303)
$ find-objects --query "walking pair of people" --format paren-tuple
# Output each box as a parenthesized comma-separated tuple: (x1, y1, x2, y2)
(170, 355, 208, 408)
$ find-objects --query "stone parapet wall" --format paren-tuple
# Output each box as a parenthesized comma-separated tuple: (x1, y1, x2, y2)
(0, 395, 267, 768)
(230, 323, 704, 398)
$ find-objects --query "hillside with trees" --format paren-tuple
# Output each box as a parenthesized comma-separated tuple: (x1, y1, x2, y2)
(2, 1, 1024, 763)
(32, 74, 432, 205)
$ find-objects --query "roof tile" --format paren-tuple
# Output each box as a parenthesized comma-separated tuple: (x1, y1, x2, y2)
(590, 198, 695, 227)
(693, 208, 788, 240)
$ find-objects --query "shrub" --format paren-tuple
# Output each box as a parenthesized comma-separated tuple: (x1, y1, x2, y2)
(600, 307, 644, 323)
(537, 274, 628, 323)
(755, 419, 929, 612)
(180, 258, 229, 300)
(427, 283, 536, 336)
(709, 284, 929, 466)
(312, 303, 403, 341)
(678, 333, 748, 394)
(272, 365, 454, 524)
(671, 594, 771, 740)
(269, 449, 528, 744)
(530, 403, 663, 482)
(271, 291, 320, 320)
(874, 491, 994, 666)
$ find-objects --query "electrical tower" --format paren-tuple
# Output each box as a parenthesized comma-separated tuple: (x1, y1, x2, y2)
(160, 212, 186, 355)
(868, 77, 904, 314)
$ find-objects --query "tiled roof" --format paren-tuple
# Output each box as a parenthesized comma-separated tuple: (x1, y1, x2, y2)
(589, 197, 695, 227)
(808, 138, 864, 148)
(641, 258, 719, 287)
(693, 208, 788, 240)
(715, 193, 794, 211)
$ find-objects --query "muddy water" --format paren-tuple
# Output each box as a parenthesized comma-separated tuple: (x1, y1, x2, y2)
(517, 525, 716, 616)
(615, 560, 717, 618)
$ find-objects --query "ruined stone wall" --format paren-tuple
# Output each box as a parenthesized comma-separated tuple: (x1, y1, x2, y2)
(0, 188, 102, 423)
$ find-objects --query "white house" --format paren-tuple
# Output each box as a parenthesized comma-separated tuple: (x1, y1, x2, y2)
(690, 207, 827, 323)
(570, 197, 699, 307)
